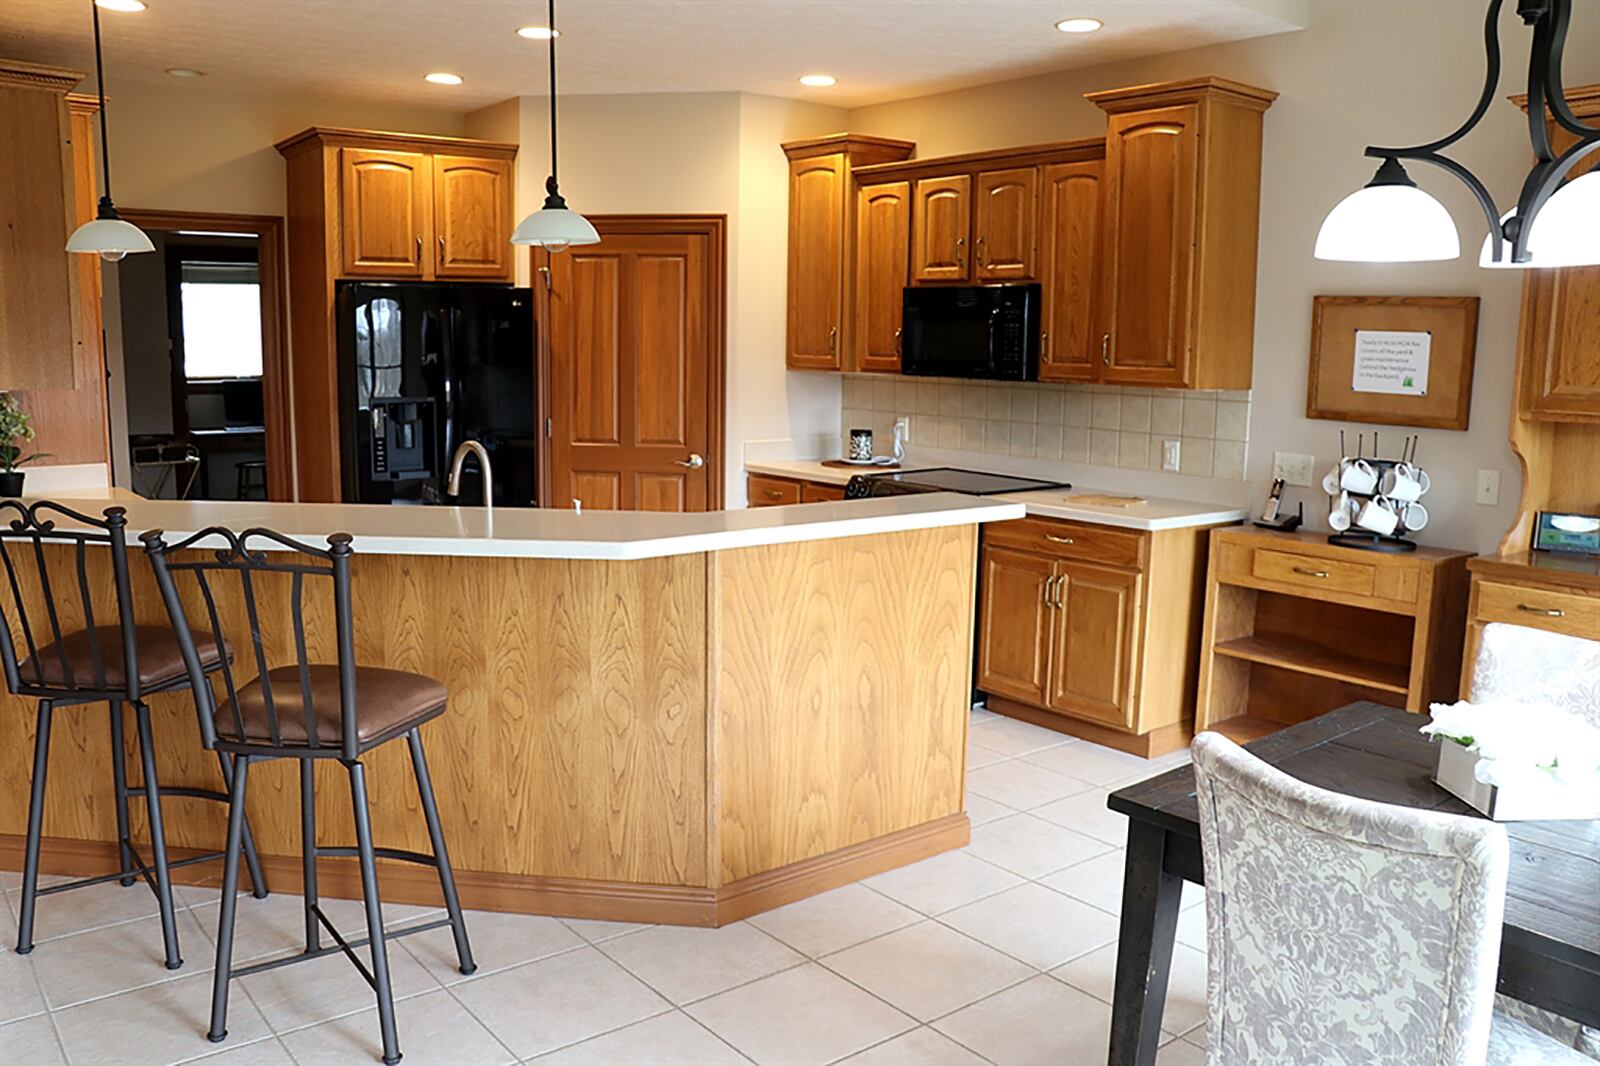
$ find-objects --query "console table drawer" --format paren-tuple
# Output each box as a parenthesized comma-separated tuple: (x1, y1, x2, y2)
(1251, 548, 1377, 598)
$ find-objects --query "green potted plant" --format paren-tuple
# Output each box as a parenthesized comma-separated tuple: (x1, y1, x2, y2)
(0, 392, 47, 497)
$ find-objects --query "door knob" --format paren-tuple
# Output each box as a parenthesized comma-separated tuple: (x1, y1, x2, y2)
(675, 453, 705, 469)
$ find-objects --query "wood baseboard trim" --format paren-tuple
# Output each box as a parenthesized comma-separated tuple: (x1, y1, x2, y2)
(985, 695, 1192, 757)
(0, 814, 969, 927)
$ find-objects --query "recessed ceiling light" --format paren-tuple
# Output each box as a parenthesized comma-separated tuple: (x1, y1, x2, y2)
(1055, 17, 1103, 33)
(425, 72, 464, 86)
(165, 68, 205, 78)
(95, 0, 147, 11)
(799, 74, 837, 88)
(516, 26, 560, 39)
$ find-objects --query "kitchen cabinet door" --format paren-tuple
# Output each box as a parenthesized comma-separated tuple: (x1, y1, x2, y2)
(340, 148, 432, 277)
(974, 166, 1038, 281)
(1100, 105, 1198, 387)
(912, 175, 971, 283)
(787, 153, 847, 369)
(854, 181, 911, 373)
(1039, 160, 1105, 383)
(976, 546, 1055, 707)
(432, 154, 513, 280)
(1046, 561, 1141, 728)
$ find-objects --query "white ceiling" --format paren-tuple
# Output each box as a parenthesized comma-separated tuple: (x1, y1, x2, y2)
(1, 1, 1310, 111)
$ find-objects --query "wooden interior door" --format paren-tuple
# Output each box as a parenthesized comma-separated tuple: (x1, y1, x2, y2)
(854, 181, 911, 373)
(340, 148, 431, 277)
(432, 154, 512, 280)
(546, 222, 723, 511)
(973, 166, 1038, 281)
(912, 175, 971, 282)
(976, 546, 1054, 706)
(1039, 161, 1104, 383)
(787, 153, 846, 369)
(1046, 561, 1141, 727)
(1101, 106, 1198, 387)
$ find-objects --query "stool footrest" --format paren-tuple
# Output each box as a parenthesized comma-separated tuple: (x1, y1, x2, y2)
(35, 844, 227, 897)
(125, 785, 232, 805)
(226, 913, 455, 982)
(315, 845, 438, 868)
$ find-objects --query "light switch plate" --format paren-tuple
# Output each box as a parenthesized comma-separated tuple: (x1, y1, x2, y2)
(1273, 451, 1316, 488)
(1162, 439, 1181, 472)
(1476, 468, 1500, 506)
(894, 416, 911, 442)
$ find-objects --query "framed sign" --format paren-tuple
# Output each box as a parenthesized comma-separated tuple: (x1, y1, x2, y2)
(1306, 295, 1480, 430)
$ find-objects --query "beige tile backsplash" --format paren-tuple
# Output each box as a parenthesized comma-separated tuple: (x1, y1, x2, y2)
(840, 376, 1252, 481)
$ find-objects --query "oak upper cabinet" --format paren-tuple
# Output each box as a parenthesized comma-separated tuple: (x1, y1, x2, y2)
(912, 175, 972, 282)
(973, 167, 1038, 281)
(976, 546, 1055, 707)
(854, 180, 911, 372)
(341, 148, 432, 277)
(433, 154, 514, 279)
(782, 134, 916, 371)
(1039, 160, 1104, 382)
(1089, 78, 1276, 389)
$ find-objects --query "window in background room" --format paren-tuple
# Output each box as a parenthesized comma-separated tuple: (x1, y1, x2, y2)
(179, 261, 263, 378)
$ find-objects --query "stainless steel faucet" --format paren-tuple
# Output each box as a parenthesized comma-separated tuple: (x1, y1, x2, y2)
(447, 439, 493, 510)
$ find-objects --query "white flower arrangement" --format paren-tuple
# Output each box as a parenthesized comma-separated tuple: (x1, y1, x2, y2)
(1423, 699, 1600, 793)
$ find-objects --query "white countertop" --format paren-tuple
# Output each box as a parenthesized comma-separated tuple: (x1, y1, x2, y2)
(23, 493, 1023, 561)
(744, 460, 1247, 532)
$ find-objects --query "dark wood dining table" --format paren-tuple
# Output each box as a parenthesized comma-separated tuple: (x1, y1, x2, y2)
(1104, 701, 1600, 1066)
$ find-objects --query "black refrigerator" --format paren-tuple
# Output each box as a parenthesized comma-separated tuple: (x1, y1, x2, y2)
(336, 282, 537, 507)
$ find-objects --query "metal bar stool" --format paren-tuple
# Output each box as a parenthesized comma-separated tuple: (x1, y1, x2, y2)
(143, 525, 475, 1065)
(0, 501, 267, 968)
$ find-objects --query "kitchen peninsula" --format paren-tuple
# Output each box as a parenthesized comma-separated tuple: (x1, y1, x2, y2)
(0, 493, 1020, 926)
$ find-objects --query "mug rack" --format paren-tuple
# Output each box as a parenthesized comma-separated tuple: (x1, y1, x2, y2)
(1326, 432, 1426, 555)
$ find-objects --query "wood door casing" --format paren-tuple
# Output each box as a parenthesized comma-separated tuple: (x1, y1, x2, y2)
(787, 154, 846, 369)
(974, 166, 1038, 281)
(1101, 106, 1199, 387)
(912, 175, 971, 283)
(1039, 161, 1105, 383)
(432, 154, 512, 279)
(340, 148, 431, 277)
(854, 181, 911, 373)
(1046, 561, 1141, 728)
(976, 546, 1054, 706)
(548, 228, 717, 512)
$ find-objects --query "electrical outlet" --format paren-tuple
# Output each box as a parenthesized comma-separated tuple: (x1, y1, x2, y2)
(1476, 468, 1500, 505)
(1272, 451, 1316, 488)
(1162, 439, 1181, 472)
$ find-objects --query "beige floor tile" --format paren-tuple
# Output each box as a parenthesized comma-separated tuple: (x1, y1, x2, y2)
(966, 742, 1007, 770)
(1182, 1024, 1208, 1049)
(840, 1026, 989, 1065)
(940, 884, 1120, 970)
(966, 760, 1092, 810)
(9, 879, 164, 943)
(240, 934, 441, 1034)
(969, 705, 999, 724)
(963, 792, 1014, 827)
(862, 851, 1023, 916)
(188, 892, 369, 966)
(51, 971, 272, 1066)
(0, 1014, 65, 1066)
(1, 934, 47, 1023)
(1021, 741, 1158, 787)
(403, 909, 582, 984)
(967, 718, 1071, 758)
(933, 974, 1110, 1066)
(600, 921, 803, 1005)
(965, 814, 1114, 880)
(1038, 851, 1126, 916)
(532, 1009, 748, 1064)
(1156, 1036, 1208, 1065)
(1176, 903, 1208, 952)
(1054, 940, 1209, 1038)
(448, 945, 669, 1059)
(280, 987, 515, 1066)
(32, 907, 212, 1009)
(748, 884, 920, 959)
(1029, 788, 1129, 845)
(560, 917, 652, 944)
(179, 1036, 297, 1064)
(820, 921, 1031, 1023)
(689, 962, 915, 1065)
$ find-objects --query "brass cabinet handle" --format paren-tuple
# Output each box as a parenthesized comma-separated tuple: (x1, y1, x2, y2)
(975, 234, 986, 265)
(416, 234, 423, 261)
(1041, 331, 1051, 359)
(1045, 533, 1076, 545)
(1293, 566, 1330, 578)
(1517, 603, 1565, 618)
(894, 326, 903, 354)
(1101, 332, 1111, 366)
(1044, 574, 1062, 609)
(828, 326, 838, 355)
(955, 235, 966, 268)
(438, 234, 446, 260)
(764, 489, 784, 500)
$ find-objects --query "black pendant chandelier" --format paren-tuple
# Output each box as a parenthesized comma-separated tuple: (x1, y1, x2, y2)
(65, 0, 153, 262)
(1315, 0, 1599, 268)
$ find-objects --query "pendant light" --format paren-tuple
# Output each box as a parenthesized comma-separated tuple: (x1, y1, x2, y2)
(65, 0, 153, 262)
(510, 0, 598, 252)
(1315, 0, 1599, 268)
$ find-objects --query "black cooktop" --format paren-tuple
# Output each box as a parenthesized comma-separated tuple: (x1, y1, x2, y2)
(857, 467, 1071, 496)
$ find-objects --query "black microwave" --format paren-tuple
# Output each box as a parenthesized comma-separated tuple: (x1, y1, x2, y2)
(900, 283, 1040, 381)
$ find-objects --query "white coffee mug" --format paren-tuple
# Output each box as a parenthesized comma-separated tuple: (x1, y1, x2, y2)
(1340, 458, 1379, 494)
(1328, 491, 1353, 531)
(1322, 467, 1343, 495)
(1385, 462, 1427, 503)
(1401, 500, 1429, 531)
(1356, 495, 1399, 536)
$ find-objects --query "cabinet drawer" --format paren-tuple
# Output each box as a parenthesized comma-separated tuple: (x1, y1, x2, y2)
(801, 481, 846, 502)
(983, 518, 1146, 569)
(1251, 549, 1376, 598)
(748, 475, 802, 507)
(1474, 580, 1600, 641)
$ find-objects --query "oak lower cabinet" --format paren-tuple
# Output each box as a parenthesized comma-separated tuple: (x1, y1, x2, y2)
(977, 516, 1227, 756)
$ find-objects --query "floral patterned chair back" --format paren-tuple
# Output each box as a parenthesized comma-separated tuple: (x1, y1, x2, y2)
(1468, 622, 1600, 730)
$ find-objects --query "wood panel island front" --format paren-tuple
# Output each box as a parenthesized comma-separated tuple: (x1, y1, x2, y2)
(0, 493, 1021, 926)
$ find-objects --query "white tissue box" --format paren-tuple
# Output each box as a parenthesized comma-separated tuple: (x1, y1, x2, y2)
(1435, 740, 1600, 822)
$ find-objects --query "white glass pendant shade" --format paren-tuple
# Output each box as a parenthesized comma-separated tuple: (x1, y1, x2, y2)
(66, 215, 154, 262)
(1480, 172, 1600, 269)
(510, 205, 599, 251)
(1315, 183, 1460, 262)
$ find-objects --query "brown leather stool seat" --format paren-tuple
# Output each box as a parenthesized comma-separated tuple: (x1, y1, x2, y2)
(18, 624, 229, 691)
(217, 665, 447, 748)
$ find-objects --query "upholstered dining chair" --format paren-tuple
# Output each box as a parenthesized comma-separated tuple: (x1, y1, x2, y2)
(1190, 731, 1592, 1066)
